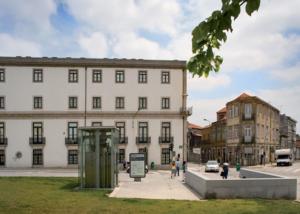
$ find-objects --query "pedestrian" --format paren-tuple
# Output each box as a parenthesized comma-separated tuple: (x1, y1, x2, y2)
(123, 159, 127, 170)
(176, 158, 180, 176)
(182, 161, 186, 173)
(221, 162, 229, 179)
(171, 161, 176, 179)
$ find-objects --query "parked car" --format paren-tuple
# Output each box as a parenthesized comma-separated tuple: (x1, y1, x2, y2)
(205, 160, 220, 172)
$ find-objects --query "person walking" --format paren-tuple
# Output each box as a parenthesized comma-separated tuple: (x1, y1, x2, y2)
(171, 161, 176, 179)
(175, 158, 180, 176)
(221, 163, 229, 179)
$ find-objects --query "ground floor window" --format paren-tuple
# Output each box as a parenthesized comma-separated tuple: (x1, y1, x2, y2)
(161, 148, 170, 165)
(68, 150, 78, 164)
(119, 149, 125, 163)
(0, 150, 5, 166)
(139, 148, 148, 165)
(33, 149, 43, 165)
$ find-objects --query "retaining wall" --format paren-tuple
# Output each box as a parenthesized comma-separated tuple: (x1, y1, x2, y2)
(185, 168, 297, 199)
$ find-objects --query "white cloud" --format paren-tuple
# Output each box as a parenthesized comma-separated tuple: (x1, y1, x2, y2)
(0, 0, 56, 36)
(78, 32, 108, 58)
(188, 73, 231, 92)
(65, 0, 181, 36)
(271, 63, 300, 82)
(257, 86, 300, 133)
(0, 33, 41, 56)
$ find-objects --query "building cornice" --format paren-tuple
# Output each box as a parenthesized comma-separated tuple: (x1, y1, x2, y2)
(0, 56, 186, 70)
(0, 111, 183, 119)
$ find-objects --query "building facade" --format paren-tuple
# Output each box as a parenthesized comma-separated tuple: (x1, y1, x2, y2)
(226, 93, 280, 166)
(279, 114, 297, 158)
(0, 56, 188, 168)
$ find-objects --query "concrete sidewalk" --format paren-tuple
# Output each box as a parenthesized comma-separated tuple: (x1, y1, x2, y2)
(110, 170, 201, 201)
(0, 168, 78, 177)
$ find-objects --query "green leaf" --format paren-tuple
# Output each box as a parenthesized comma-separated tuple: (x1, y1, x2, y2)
(231, 3, 241, 19)
(246, 0, 260, 16)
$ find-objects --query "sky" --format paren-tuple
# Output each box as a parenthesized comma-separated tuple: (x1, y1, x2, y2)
(0, 0, 299, 133)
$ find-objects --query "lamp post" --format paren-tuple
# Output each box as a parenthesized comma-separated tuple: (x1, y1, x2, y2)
(203, 118, 211, 125)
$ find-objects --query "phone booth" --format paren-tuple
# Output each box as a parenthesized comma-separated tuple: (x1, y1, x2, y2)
(79, 126, 119, 189)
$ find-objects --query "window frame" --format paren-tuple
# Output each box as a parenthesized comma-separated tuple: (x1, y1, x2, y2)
(115, 70, 125, 83)
(68, 69, 78, 83)
(32, 149, 43, 165)
(33, 96, 43, 109)
(68, 150, 78, 165)
(161, 71, 170, 84)
(161, 148, 171, 165)
(115, 97, 125, 109)
(138, 97, 147, 110)
(138, 70, 147, 83)
(92, 96, 101, 109)
(92, 69, 102, 83)
(0, 69, 5, 82)
(161, 97, 170, 109)
(68, 96, 78, 109)
(0, 96, 5, 109)
(118, 149, 125, 163)
(68, 122, 78, 139)
(33, 69, 43, 83)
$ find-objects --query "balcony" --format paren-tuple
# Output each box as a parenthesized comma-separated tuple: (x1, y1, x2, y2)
(180, 107, 193, 116)
(242, 113, 255, 121)
(65, 137, 78, 145)
(136, 137, 151, 144)
(0, 137, 8, 146)
(242, 136, 255, 144)
(119, 137, 128, 144)
(29, 137, 46, 145)
(159, 136, 174, 144)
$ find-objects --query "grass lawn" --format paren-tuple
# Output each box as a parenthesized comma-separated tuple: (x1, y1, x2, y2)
(0, 177, 299, 214)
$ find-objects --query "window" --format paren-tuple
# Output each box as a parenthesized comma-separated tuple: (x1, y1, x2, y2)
(68, 150, 78, 164)
(116, 122, 125, 138)
(68, 122, 78, 139)
(0, 150, 5, 166)
(92, 70, 102, 83)
(92, 97, 101, 109)
(161, 71, 170, 84)
(161, 148, 170, 165)
(138, 71, 147, 83)
(91, 122, 102, 127)
(33, 96, 43, 109)
(161, 97, 170, 109)
(33, 69, 43, 82)
(116, 97, 125, 109)
(244, 126, 252, 142)
(0, 69, 5, 82)
(245, 103, 252, 119)
(33, 149, 43, 165)
(0, 97, 4, 109)
(138, 122, 148, 138)
(161, 122, 171, 138)
(0, 122, 5, 145)
(32, 122, 43, 140)
(138, 97, 147, 109)
(68, 69, 78, 83)
(69, 96, 78, 109)
(115, 70, 124, 83)
(118, 149, 125, 163)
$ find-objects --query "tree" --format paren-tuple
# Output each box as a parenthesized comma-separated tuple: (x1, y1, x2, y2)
(187, 0, 260, 77)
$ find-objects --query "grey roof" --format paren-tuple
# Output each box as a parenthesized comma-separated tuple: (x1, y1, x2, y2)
(0, 56, 186, 69)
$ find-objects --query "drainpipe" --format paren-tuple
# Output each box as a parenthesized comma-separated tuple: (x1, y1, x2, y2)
(182, 68, 188, 162)
(84, 66, 87, 126)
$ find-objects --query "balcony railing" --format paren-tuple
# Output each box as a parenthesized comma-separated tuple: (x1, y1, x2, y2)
(136, 137, 151, 144)
(180, 107, 193, 116)
(159, 136, 174, 144)
(29, 137, 46, 145)
(119, 137, 128, 144)
(0, 137, 8, 145)
(242, 136, 255, 144)
(65, 137, 78, 145)
(242, 113, 255, 121)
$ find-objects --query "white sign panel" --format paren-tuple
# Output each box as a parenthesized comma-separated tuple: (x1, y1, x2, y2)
(193, 148, 201, 154)
(130, 153, 145, 178)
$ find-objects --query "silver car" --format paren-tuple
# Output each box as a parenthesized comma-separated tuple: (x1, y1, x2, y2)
(205, 160, 219, 172)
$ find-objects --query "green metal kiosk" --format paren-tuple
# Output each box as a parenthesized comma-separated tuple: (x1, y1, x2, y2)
(78, 127, 119, 189)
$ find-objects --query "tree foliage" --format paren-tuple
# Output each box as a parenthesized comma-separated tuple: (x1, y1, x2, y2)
(187, 0, 260, 77)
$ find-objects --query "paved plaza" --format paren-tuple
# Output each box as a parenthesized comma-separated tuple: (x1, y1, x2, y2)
(110, 170, 201, 200)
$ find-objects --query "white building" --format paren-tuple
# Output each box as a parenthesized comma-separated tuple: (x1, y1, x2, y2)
(0, 56, 189, 168)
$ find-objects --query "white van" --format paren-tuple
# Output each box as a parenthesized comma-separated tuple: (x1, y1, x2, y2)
(275, 149, 293, 166)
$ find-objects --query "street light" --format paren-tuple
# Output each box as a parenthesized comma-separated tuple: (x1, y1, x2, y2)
(203, 118, 211, 125)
